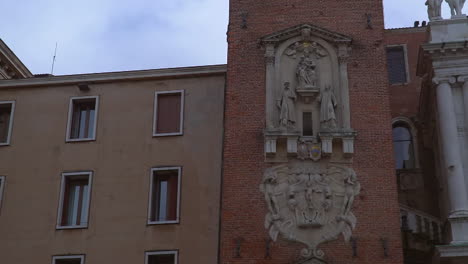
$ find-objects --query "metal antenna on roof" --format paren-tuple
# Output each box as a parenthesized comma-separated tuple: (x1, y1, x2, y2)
(50, 42, 58, 75)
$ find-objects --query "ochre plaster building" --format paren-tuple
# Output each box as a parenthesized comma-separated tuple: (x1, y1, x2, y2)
(1, 1, 468, 264)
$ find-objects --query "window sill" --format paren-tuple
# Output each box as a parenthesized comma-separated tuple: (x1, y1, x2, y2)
(153, 132, 183, 137)
(390, 82, 410, 86)
(147, 220, 179, 225)
(0, 142, 11, 146)
(66, 138, 96, 143)
(56, 225, 88, 230)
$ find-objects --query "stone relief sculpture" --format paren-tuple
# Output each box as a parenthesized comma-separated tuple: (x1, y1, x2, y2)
(296, 56, 318, 90)
(426, 0, 444, 20)
(277, 82, 297, 128)
(260, 165, 360, 263)
(445, 0, 466, 16)
(319, 86, 338, 129)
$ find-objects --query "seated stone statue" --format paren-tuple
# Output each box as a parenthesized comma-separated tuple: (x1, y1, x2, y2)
(445, 0, 466, 17)
(426, 0, 443, 20)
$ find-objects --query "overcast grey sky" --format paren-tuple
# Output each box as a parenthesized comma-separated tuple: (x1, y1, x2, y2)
(0, 0, 457, 75)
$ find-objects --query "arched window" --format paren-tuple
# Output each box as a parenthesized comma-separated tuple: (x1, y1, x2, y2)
(393, 123, 415, 169)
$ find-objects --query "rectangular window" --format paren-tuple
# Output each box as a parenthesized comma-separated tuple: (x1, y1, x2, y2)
(57, 172, 92, 229)
(52, 255, 85, 264)
(386, 45, 408, 85)
(66, 96, 98, 141)
(0, 101, 15, 146)
(153, 91, 184, 136)
(302, 112, 313, 136)
(0, 176, 5, 212)
(145, 251, 178, 264)
(148, 167, 181, 224)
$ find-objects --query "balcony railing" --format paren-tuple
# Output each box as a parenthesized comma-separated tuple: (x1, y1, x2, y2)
(400, 204, 443, 243)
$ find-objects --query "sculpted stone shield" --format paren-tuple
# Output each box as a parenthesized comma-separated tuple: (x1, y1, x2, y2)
(260, 164, 360, 263)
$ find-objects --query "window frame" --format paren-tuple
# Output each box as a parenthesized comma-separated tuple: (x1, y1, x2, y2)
(0, 101, 15, 146)
(0, 176, 5, 213)
(66, 96, 99, 142)
(147, 167, 182, 225)
(386, 44, 410, 85)
(56, 171, 93, 230)
(145, 250, 178, 264)
(152, 90, 185, 137)
(52, 255, 85, 264)
(392, 117, 420, 169)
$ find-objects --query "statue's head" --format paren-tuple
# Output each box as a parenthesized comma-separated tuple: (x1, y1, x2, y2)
(284, 82, 290, 89)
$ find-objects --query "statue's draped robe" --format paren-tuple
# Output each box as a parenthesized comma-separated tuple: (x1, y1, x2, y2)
(280, 89, 297, 125)
(320, 89, 337, 123)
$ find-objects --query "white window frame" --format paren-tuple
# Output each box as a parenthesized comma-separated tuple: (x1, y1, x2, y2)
(56, 171, 93, 229)
(147, 167, 181, 225)
(0, 101, 15, 146)
(66, 96, 99, 142)
(386, 44, 411, 85)
(0, 176, 5, 213)
(153, 90, 184, 137)
(145, 250, 178, 264)
(52, 255, 85, 264)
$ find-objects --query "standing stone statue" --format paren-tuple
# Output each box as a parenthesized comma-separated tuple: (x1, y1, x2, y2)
(426, 0, 444, 20)
(445, 0, 466, 17)
(277, 82, 297, 128)
(319, 86, 337, 129)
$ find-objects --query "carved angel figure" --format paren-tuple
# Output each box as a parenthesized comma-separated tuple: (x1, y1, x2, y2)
(277, 82, 297, 128)
(318, 86, 337, 129)
(445, 0, 466, 16)
(426, 0, 444, 20)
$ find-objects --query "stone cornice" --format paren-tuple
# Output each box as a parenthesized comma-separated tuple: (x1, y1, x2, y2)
(261, 24, 352, 46)
(0, 39, 33, 79)
(0, 64, 227, 89)
(422, 41, 468, 54)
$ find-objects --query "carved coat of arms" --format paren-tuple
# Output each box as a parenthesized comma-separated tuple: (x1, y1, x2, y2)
(260, 165, 360, 263)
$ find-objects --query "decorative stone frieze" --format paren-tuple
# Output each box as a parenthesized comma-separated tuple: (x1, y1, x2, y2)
(260, 164, 360, 263)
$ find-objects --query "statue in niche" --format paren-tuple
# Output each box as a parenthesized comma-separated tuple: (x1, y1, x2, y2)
(277, 82, 297, 128)
(426, 0, 443, 20)
(319, 86, 337, 129)
(296, 56, 318, 90)
(445, 0, 466, 16)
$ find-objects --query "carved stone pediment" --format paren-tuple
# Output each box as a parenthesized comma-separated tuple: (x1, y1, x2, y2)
(261, 24, 352, 46)
(260, 164, 360, 262)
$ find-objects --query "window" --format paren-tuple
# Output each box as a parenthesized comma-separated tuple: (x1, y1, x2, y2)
(0, 101, 15, 146)
(52, 255, 85, 264)
(145, 251, 178, 264)
(393, 124, 415, 169)
(57, 172, 92, 229)
(386, 46, 408, 84)
(148, 167, 181, 224)
(153, 91, 184, 136)
(0, 176, 5, 212)
(66, 96, 98, 141)
(302, 112, 313, 136)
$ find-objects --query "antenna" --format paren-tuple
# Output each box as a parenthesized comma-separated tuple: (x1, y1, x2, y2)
(50, 42, 58, 75)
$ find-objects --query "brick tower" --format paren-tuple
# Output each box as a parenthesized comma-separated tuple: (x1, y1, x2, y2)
(221, 1, 404, 264)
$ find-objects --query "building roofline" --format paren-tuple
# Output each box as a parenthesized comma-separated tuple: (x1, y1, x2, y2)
(385, 27, 428, 34)
(0, 39, 33, 78)
(0, 64, 227, 89)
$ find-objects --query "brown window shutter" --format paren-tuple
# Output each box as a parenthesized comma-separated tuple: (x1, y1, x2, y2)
(167, 172, 179, 221)
(156, 93, 181, 134)
(386, 46, 407, 84)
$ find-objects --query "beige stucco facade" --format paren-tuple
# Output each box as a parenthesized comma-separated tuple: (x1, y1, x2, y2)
(0, 66, 226, 263)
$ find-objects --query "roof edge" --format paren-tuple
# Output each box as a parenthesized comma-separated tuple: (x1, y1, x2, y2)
(0, 39, 33, 78)
(0, 64, 227, 89)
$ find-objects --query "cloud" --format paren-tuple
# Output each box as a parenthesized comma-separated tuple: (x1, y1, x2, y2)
(0, 0, 461, 75)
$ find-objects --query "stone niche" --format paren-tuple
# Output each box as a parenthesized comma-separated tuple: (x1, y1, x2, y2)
(262, 24, 356, 162)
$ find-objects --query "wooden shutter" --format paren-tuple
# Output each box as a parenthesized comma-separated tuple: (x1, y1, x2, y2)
(167, 171, 179, 221)
(386, 46, 407, 84)
(156, 93, 181, 134)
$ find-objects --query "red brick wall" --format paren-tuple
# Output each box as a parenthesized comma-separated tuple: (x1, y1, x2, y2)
(384, 27, 429, 119)
(221, 1, 404, 263)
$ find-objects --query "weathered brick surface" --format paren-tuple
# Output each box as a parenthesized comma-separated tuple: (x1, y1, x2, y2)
(221, 1, 405, 263)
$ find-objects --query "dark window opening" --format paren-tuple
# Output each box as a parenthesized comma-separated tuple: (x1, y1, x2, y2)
(69, 98, 96, 140)
(147, 253, 176, 264)
(150, 169, 179, 222)
(0, 103, 13, 143)
(155, 92, 182, 134)
(60, 175, 90, 227)
(302, 112, 313, 136)
(393, 124, 415, 169)
(386, 46, 408, 84)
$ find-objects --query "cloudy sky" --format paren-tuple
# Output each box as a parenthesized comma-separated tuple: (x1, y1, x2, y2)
(0, 0, 457, 75)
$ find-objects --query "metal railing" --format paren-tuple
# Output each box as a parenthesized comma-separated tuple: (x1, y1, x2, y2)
(400, 204, 443, 243)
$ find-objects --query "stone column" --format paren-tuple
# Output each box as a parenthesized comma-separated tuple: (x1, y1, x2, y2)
(338, 45, 351, 130)
(435, 77, 468, 243)
(265, 43, 276, 130)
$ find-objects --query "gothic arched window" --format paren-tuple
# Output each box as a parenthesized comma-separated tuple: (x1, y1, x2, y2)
(393, 123, 415, 169)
